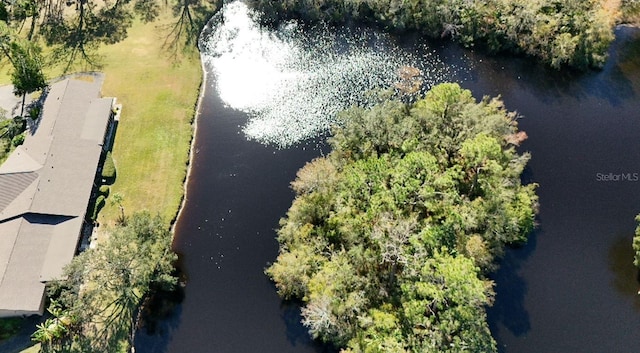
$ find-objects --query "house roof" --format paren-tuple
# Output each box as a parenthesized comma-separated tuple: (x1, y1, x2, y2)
(0, 172, 38, 213)
(0, 74, 114, 317)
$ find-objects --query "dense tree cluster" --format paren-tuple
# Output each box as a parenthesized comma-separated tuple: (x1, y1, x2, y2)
(251, 0, 617, 69)
(266, 83, 538, 352)
(36, 212, 177, 353)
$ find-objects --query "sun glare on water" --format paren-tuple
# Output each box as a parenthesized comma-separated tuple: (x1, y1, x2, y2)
(200, 1, 461, 147)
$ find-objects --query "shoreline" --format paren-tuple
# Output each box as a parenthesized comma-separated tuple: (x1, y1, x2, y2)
(170, 55, 208, 235)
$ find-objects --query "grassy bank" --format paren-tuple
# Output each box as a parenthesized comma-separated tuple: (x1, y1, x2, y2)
(96, 12, 204, 225)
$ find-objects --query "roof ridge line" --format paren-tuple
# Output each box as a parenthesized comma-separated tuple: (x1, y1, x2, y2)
(0, 217, 24, 295)
(44, 79, 71, 139)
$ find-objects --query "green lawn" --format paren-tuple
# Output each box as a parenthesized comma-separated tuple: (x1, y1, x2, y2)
(96, 12, 205, 224)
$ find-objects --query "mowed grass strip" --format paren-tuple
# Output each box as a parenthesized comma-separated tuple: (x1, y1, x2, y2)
(95, 11, 204, 224)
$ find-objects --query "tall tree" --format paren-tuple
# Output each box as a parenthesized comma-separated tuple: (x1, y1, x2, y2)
(46, 212, 178, 352)
(7, 39, 47, 115)
(0, 22, 47, 115)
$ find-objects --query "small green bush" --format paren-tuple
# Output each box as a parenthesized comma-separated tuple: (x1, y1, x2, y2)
(102, 151, 116, 180)
(28, 106, 41, 121)
(11, 133, 24, 146)
(0, 139, 9, 164)
(0, 138, 8, 152)
(92, 195, 106, 221)
(99, 185, 110, 197)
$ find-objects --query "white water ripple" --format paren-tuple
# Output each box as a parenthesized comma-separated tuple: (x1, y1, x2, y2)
(200, 1, 460, 147)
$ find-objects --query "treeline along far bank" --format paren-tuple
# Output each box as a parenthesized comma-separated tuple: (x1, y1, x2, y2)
(251, 0, 622, 69)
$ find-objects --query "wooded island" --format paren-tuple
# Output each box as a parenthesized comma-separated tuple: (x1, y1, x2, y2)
(267, 83, 538, 352)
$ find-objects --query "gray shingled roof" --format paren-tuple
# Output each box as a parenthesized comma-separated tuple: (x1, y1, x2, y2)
(0, 74, 114, 317)
(0, 172, 38, 212)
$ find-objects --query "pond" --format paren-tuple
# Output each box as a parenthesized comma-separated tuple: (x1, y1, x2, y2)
(135, 3, 640, 352)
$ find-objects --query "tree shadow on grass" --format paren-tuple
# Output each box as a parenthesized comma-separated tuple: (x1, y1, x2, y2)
(161, 0, 222, 63)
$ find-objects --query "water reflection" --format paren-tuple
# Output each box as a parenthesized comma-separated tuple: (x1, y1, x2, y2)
(459, 26, 640, 107)
(608, 234, 640, 310)
(487, 230, 536, 340)
(617, 25, 640, 74)
(199, 1, 460, 147)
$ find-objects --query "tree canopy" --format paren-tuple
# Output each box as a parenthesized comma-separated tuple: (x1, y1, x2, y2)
(621, 0, 640, 24)
(266, 83, 538, 352)
(251, 0, 617, 69)
(38, 212, 177, 352)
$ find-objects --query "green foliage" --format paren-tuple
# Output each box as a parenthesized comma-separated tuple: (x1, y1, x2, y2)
(0, 116, 25, 140)
(46, 212, 178, 352)
(99, 185, 110, 197)
(102, 151, 116, 181)
(8, 39, 47, 97)
(398, 250, 496, 352)
(0, 138, 9, 163)
(251, 0, 616, 69)
(0, 0, 216, 72)
(621, 0, 640, 24)
(267, 83, 538, 352)
(12, 0, 38, 21)
(0, 3, 7, 23)
(0, 115, 26, 162)
(110, 192, 127, 226)
(28, 105, 41, 120)
(11, 132, 24, 146)
(31, 300, 73, 351)
(92, 195, 106, 221)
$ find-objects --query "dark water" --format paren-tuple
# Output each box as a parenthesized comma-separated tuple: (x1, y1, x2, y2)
(136, 68, 336, 353)
(133, 69, 333, 353)
(135, 4, 640, 351)
(472, 27, 640, 353)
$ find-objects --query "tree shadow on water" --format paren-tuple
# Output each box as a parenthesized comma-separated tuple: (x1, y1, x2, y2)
(132, 254, 187, 353)
(280, 300, 338, 353)
(458, 25, 640, 108)
(607, 233, 640, 312)
(487, 225, 539, 351)
(615, 26, 640, 76)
